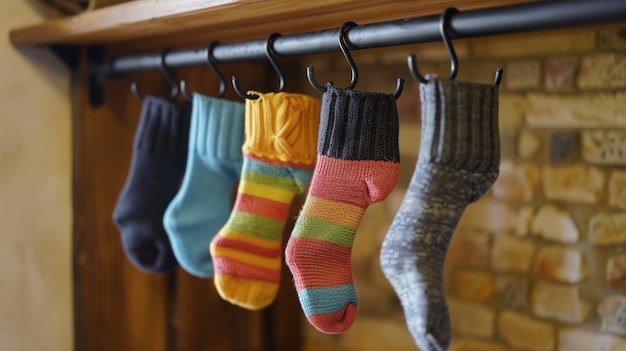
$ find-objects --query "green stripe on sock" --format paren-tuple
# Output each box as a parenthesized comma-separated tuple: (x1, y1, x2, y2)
(242, 171, 295, 190)
(226, 212, 285, 241)
(292, 215, 356, 248)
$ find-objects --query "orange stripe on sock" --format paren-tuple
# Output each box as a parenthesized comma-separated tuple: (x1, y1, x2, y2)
(218, 229, 281, 249)
(233, 192, 291, 222)
(211, 245, 281, 270)
(301, 196, 365, 227)
(212, 235, 282, 258)
(213, 256, 281, 283)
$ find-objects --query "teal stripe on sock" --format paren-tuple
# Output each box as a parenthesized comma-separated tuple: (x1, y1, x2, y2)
(297, 285, 358, 317)
(244, 157, 314, 193)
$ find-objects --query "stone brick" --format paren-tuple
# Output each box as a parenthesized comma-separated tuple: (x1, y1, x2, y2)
(534, 245, 588, 283)
(607, 254, 626, 290)
(498, 309, 555, 351)
(609, 171, 626, 210)
(505, 60, 541, 91)
(495, 275, 529, 310)
(515, 206, 534, 237)
(338, 317, 417, 351)
(500, 133, 517, 160)
(531, 205, 579, 243)
(447, 229, 491, 269)
(542, 165, 604, 204)
(518, 129, 541, 160)
(588, 213, 626, 246)
(491, 234, 535, 273)
(598, 295, 626, 336)
(531, 280, 591, 323)
(449, 338, 511, 351)
(499, 94, 526, 133)
(548, 130, 580, 163)
(559, 328, 626, 351)
(577, 53, 626, 89)
(544, 57, 577, 92)
(599, 29, 626, 50)
(454, 270, 494, 302)
(492, 161, 540, 202)
(582, 130, 626, 166)
(448, 297, 495, 338)
(525, 92, 626, 128)
(458, 198, 516, 233)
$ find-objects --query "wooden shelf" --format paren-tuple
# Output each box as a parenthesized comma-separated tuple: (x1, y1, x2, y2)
(10, 0, 529, 49)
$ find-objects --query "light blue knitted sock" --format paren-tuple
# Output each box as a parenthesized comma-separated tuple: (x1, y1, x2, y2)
(164, 93, 245, 277)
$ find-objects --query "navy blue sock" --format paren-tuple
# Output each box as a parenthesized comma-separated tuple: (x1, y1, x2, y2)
(113, 96, 191, 273)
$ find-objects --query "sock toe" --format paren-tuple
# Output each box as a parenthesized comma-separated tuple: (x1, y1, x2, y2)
(122, 226, 177, 273)
(308, 303, 357, 334)
(214, 275, 278, 310)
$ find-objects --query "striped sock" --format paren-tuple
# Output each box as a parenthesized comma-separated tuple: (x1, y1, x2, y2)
(286, 86, 400, 334)
(210, 91, 320, 310)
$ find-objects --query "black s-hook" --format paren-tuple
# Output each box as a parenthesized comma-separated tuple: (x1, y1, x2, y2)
(409, 7, 503, 86)
(307, 22, 404, 99)
(307, 21, 359, 92)
(232, 33, 285, 100)
(131, 50, 179, 100)
(180, 42, 227, 100)
(408, 8, 459, 84)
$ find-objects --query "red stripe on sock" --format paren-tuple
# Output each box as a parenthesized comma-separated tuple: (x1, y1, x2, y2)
(286, 237, 353, 290)
(308, 155, 400, 207)
(308, 304, 357, 334)
(213, 256, 281, 283)
(233, 192, 291, 222)
(212, 235, 282, 258)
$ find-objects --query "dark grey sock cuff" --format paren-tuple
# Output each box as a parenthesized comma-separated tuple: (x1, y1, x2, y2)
(317, 85, 400, 162)
(135, 95, 191, 154)
(419, 78, 499, 172)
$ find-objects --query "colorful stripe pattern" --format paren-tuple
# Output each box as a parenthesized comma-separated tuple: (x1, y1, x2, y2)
(286, 156, 399, 333)
(285, 86, 401, 334)
(210, 156, 313, 310)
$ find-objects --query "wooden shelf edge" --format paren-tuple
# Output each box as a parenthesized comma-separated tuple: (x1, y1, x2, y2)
(10, 0, 529, 47)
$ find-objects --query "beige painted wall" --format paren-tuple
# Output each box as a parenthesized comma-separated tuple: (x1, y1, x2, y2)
(0, 1, 73, 350)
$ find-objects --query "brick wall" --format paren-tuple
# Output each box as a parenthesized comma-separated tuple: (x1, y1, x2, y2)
(300, 26, 626, 351)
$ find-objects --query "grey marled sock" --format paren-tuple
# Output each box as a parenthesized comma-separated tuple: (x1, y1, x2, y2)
(380, 78, 500, 351)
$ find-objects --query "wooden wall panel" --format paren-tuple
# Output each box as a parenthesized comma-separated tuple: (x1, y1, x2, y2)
(72, 48, 305, 351)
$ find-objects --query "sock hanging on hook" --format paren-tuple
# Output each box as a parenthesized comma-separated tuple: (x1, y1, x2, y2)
(307, 21, 404, 99)
(232, 33, 285, 100)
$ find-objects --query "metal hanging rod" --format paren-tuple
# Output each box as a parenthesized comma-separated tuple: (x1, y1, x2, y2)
(103, 0, 626, 76)
(88, 0, 626, 106)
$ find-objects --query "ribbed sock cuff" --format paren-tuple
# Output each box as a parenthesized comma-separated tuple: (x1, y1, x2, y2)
(191, 94, 245, 161)
(135, 95, 191, 154)
(318, 85, 399, 162)
(243, 91, 321, 166)
(419, 78, 499, 172)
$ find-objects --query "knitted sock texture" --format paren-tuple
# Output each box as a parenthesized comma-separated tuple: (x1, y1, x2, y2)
(163, 94, 245, 277)
(286, 85, 400, 334)
(113, 95, 191, 273)
(210, 91, 321, 310)
(380, 78, 500, 351)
